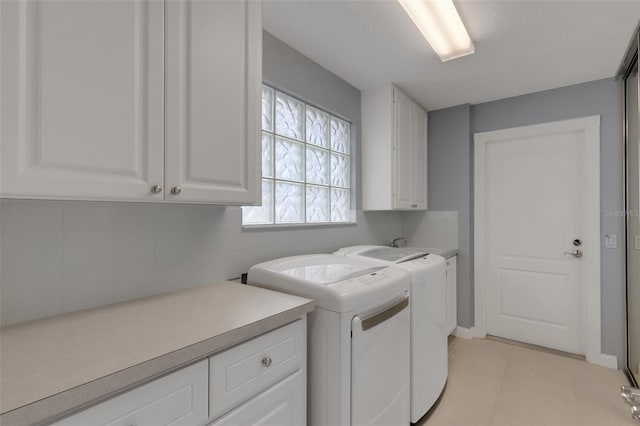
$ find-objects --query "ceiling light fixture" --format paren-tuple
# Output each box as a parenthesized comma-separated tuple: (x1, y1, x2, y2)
(398, 0, 474, 62)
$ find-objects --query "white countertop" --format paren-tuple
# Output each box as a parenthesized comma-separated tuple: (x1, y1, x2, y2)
(410, 247, 459, 259)
(0, 282, 314, 425)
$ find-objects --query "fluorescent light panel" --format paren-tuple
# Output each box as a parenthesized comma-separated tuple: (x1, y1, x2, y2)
(398, 0, 474, 62)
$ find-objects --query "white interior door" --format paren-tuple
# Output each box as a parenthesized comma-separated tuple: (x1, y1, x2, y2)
(475, 117, 600, 355)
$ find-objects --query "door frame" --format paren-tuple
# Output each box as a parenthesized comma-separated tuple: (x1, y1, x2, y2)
(473, 116, 607, 367)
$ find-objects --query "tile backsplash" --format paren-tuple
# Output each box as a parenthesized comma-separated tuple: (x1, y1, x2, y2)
(402, 210, 458, 249)
(0, 199, 406, 325)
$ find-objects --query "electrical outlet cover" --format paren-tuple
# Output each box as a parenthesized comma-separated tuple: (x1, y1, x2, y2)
(604, 234, 617, 249)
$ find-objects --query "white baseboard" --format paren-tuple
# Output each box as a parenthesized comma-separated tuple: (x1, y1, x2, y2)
(453, 326, 473, 339)
(591, 353, 618, 370)
(453, 328, 618, 369)
(472, 327, 486, 338)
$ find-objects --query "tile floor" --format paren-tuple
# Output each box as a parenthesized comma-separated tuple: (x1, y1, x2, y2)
(417, 337, 637, 426)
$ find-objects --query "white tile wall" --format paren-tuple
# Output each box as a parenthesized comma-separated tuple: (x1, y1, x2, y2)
(0, 199, 404, 325)
(402, 210, 459, 249)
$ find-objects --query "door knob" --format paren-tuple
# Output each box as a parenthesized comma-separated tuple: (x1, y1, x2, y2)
(564, 249, 583, 258)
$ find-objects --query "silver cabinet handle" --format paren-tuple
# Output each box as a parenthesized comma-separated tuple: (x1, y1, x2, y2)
(171, 186, 181, 195)
(564, 249, 583, 258)
(411, 203, 418, 208)
(150, 185, 162, 194)
(261, 356, 272, 367)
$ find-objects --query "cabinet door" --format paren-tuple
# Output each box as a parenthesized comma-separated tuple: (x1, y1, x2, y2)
(52, 360, 209, 426)
(208, 371, 305, 426)
(393, 89, 413, 209)
(1, 0, 165, 201)
(165, 0, 261, 204)
(446, 257, 458, 335)
(209, 319, 305, 420)
(412, 106, 428, 209)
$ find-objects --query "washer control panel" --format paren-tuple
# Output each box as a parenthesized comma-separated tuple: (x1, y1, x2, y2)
(413, 255, 438, 264)
(356, 269, 394, 286)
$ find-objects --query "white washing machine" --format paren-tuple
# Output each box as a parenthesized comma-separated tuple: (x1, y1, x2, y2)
(334, 246, 447, 423)
(247, 254, 411, 426)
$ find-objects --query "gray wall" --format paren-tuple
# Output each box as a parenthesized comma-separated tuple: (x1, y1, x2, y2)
(263, 31, 364, 208)
(0, 33, 403, 325)
(425, 104, 474, 327)
(428, 78, 625, 363)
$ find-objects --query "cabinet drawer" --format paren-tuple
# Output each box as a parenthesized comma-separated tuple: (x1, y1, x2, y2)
(209, 320, 305, 420)
(52, 360, 208, 426)
(208, 371, 305, 426)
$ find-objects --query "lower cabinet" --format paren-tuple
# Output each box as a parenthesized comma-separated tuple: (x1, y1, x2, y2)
(51, 319, 306, 426)
(445, 257, 458, 335)
(209, 319, 306, 420)
(51, 360, 209, 426)
(208, 371, 305, 426)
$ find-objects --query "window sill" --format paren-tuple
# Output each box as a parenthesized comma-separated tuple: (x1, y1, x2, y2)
(242, 221, 357, 231)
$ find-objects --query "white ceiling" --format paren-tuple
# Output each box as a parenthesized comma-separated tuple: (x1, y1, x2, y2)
(263, 0, 640, 111)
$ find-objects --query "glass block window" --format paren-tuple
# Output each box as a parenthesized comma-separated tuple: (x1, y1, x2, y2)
(242, 85, 353, 225)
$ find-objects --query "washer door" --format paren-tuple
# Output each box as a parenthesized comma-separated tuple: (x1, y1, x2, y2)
(351, 294, 410, 426)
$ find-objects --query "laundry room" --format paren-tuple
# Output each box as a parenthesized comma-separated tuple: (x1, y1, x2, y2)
(0, 1, 639, 425)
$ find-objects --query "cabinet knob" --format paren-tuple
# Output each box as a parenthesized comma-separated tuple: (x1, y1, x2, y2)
(411, 203, 418, 208)
(150, 185, 163, 194)
(261, 356, 272, 367)
(171, 186, 182, 195)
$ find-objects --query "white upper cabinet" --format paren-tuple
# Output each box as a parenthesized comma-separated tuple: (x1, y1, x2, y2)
(412, 101, 428, 208)
(1, 0, 261, 205)
(164, 0, 261, 204)
(0, 0, 165, 201)
(361, 85, 427, 210)
(393, 90, 414, 209)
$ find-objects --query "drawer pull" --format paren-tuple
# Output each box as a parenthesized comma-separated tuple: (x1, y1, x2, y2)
(261, 356, 272, 367)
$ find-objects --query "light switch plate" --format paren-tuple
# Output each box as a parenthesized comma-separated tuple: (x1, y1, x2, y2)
(604, 234, 617, 249)
(635, 235, 640, 250)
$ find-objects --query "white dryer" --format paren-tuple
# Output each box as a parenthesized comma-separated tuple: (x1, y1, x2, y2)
(247, 254, 411, 426)
(334, 246, 447, 422)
